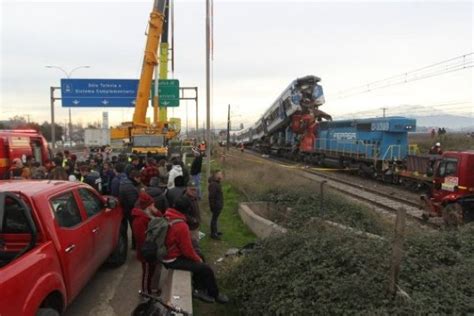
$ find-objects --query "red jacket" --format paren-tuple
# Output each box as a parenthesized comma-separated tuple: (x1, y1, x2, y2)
(131, 207, 162, 262)
(141, 165, 160, 186)
(163, 208, 202, 263)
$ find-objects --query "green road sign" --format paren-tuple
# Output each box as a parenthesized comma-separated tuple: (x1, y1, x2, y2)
(151, 79, 180, 107)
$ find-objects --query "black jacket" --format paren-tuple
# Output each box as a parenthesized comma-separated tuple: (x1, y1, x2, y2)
(83, 171, 102, 193)
(208, 177, 223, 212)
(119, 177, 139, 214)
(181, 165, 190, 186)
(145, 186, 169, 212)
(190, 156, 203, 176)
(166, 186, 186, 208)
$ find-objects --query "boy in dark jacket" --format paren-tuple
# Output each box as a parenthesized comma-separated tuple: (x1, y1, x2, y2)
(110, 163, 127, 198)
(162, 197, 228, 304)
(79, 165, 102, 192)
(119, 169, 142, 249)
(131, 192, 163, 294)
(190, 148, 203, 199)
(208, 170, 224, 240)
(145, 177, 169, 213)
(166, 175, 187, 207)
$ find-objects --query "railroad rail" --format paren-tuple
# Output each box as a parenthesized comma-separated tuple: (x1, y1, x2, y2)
(227, 149, 440, 228)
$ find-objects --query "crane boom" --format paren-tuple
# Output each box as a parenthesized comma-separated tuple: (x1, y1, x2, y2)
(133, 0, 167, 126)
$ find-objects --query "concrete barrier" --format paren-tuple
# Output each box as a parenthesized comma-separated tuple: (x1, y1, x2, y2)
(159, 267, 193, 314)
(238, 202, 287, 238)
(239, 202, 384, 241)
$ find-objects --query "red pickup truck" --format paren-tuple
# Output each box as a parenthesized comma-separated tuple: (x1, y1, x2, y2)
(0, 180, 128, 316)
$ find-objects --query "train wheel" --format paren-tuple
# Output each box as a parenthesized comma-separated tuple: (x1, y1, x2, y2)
(357, 164, 365, 177)
(442, 203, 464, 227)
(392, 175, 400, 185)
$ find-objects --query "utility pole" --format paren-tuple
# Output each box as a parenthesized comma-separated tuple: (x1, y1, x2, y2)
(226, 104, 231, 151)
(45, 65, 90, 144)
(205, 0, 211, 180)
(186, 100, 189, 137)
(50, 87, 56, 150)
(195, 87, 199, 139)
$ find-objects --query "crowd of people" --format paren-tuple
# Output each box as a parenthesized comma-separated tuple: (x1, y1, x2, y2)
(8, 146, 228, 304)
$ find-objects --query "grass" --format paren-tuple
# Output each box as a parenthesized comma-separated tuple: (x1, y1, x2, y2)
(221, 149, 318, 200)
(409, 132, 474, 153)
(189, 154, 256, 316)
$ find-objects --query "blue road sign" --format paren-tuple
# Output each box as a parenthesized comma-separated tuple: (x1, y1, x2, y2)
(61, 79, 138, 107)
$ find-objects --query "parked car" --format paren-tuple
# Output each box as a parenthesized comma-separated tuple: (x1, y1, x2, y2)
(0, 180, 128, 316)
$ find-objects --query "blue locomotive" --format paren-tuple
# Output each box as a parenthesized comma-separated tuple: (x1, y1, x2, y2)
(316, 116, 416, 161)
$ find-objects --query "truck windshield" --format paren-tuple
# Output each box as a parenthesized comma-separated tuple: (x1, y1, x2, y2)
(133, 135, 165, 147)
(437, 158, 458, 177)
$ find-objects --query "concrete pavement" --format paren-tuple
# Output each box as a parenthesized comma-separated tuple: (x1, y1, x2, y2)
(65, 234, 142, 316)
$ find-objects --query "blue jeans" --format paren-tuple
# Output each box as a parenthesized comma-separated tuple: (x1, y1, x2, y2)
(192, 173, 201, 199)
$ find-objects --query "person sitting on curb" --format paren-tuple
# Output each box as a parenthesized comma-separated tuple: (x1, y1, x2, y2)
(132, 192, 163, 295)
(162, 196, 229, 304)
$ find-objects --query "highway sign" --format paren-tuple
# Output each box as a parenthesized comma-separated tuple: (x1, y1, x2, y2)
(151, 79, 180, 107)
(61, 78, 180, 107)
(61, 79, 138, 107)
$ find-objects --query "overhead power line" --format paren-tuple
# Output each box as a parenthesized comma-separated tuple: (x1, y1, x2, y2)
(331, 53, 473, 99)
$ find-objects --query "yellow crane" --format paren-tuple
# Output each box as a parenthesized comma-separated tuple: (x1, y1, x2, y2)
(110, 0, 177, 155)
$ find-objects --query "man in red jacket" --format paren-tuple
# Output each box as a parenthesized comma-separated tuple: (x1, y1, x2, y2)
(132, 192, 163, 295)
(162, 196, 229, 304)
(140, 158, 160, 186)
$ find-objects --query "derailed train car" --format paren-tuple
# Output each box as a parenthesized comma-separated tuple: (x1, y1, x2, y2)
(238, 75, 331, 153)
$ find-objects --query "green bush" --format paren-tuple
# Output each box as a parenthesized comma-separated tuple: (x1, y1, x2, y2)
(227, 220, 474, 315)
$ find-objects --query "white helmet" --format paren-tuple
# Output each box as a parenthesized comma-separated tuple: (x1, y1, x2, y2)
(435, 142, 441, 147)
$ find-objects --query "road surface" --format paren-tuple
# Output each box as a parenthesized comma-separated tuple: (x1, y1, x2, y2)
(65, 233, 143, 316)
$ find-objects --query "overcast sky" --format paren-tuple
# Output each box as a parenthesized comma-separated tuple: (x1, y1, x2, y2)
(1, 0, 473, 130)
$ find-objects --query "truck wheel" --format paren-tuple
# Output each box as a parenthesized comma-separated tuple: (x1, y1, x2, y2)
(442, 203, 464, 227)
(36, 308, 60, 316)
(107, 229, 128, 267)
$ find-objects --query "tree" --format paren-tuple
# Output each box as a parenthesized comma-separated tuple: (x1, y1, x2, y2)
(40, 121, 64, 142)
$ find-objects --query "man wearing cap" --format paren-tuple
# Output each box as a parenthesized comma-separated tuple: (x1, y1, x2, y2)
(198, 141, 206, 155)
(429, 142, 443, 155)
(132, 192, 163, 295)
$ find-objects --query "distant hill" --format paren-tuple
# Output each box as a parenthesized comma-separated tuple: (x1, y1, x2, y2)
(390, 105, 473, 130)
(335, 104, 473, 131)
(410, 114, 473, 131)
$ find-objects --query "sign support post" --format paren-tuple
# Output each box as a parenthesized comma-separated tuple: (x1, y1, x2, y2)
(49, 86, 60, 151)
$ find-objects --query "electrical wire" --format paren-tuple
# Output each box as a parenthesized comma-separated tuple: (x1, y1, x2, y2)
(331, 53, 473, 99)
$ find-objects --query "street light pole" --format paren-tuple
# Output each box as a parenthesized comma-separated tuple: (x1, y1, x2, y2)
(45, 65, 90, 145)
(205, 0, 211, 180)
(50, 87, 56, 150)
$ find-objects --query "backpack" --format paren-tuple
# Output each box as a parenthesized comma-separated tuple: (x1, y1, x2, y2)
(141, 217, 184, 263)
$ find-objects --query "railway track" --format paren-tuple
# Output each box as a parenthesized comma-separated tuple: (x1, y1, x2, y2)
(229, 149, 439, 228)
